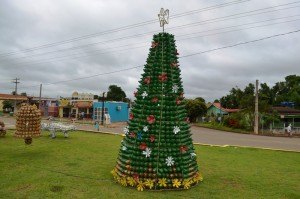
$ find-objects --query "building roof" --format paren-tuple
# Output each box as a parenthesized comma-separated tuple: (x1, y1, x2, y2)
(0, 93, 28, 101)
(74, 101, 93, 108)
(210, 102, 240, 113)
(28, 96, 58, 101)
(272, 106, 300, 115)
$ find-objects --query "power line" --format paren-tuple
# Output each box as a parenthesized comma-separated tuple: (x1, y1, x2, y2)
(18, 29, 300, 89)
(176, 14, 300, 38)
(0, 0, 251, 57)
(2, 3, 300, 65)
(180, 29, 300, 58)
(167, 2, 300, 31)
(6, 16, 300, 67)
(179, 18, 300, 41)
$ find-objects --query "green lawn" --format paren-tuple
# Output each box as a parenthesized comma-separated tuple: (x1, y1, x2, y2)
(196, 123, 252, 134)
(0, 131, 299, 199)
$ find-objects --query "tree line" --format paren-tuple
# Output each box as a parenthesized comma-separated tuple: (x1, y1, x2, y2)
(220, 74, 300, 110)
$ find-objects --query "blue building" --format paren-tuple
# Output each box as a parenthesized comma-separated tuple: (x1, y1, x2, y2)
(93, 101, 129, 122)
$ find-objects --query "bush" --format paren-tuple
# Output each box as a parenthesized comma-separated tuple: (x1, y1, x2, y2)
(224, 112, 250, 129)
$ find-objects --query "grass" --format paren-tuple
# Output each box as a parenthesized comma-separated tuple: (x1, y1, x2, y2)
(0, 131, 299, 199)
(195, 122, 252, 134)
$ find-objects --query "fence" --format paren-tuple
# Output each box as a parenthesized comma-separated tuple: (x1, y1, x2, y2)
(268, 122, 300, 134)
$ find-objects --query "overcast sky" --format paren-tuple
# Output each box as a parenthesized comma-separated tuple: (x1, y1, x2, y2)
(0, 0, 299, 102)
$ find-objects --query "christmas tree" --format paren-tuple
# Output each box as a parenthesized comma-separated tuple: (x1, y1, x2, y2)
(111, 31, 202, 191)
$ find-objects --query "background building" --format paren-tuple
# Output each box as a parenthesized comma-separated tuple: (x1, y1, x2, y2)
(93, 101, 129, 122)
(0, 93, 28, 113)
(58, 91, 96, 118)
(29, 96, 58, 117)
(207, 102, 240, 116)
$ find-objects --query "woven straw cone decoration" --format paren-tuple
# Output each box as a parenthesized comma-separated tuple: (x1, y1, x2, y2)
(0, 120, 6, 137)
(15, 104, 41, 138)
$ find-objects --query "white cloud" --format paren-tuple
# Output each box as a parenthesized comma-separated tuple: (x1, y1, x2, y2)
(0, 0, 299, 102)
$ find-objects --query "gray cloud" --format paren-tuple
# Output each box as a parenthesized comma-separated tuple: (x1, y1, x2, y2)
(0, 0, 299, 101)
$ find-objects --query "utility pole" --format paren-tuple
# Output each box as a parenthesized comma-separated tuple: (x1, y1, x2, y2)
(39, 84, 42, 109)
(254, 79, 259, 134)
(12, 78, 20, 113)
(101, 92, 106, 125)
(12, 78, 20, 95)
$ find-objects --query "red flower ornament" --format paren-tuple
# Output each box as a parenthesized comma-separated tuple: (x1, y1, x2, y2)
(151, 42, 159, 48)
(171, 62, 178, 68)
(180, 92, 184, 98)
(176, 98, 181, 105)
(158, 73, 167, 82)
(180, 145, 188, 153)
(133, 173, 139, 181)
(147, 115, 155, 124)
(140, 142, 147, 150)
(185, 117, 190, 123)
(129, 132, 136, 138)
(151, 97, 158, 103)
(129, 113, 134, 120)
(144, 76, 151, 84)
(149, 135, 155, 142)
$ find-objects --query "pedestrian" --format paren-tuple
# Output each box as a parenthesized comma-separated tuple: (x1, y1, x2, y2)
(287, 124, 292, 137)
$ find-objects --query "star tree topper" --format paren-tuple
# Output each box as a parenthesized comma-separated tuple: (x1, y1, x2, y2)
(158, 8, 169, 32)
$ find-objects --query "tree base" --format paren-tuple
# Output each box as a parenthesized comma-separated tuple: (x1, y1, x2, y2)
(111, 168, 203, 191)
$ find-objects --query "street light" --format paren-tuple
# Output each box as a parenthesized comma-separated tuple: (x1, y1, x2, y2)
(101, 92, 107, 125)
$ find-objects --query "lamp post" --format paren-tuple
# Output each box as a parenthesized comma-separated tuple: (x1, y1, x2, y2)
(101, 92, 106, 125)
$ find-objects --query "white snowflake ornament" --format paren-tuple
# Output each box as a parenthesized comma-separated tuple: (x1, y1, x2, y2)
(166, 156, 175, 166)
(141, 91, 148, 99)
(123, 126, 129, 135)
(143, 126, 148, 132)
(173, 126, 180, 135)
(122, 146, 127, 151)
(142, 147, 152, 158)
(190, 152, 196, 158)
(172, 85, 179, 93)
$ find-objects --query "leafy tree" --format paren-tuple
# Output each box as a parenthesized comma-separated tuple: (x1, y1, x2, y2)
(213, 99, 220, 103)
(220, 86, 243, 109)
(259, 83, 273, 105)
(185, 99, 207, 122)
(195, 97, 205, 103)
(239, 83, 255, 110)
(106, 85, 126, 101)
(218, 74, 300, 131)
(20, 92, 27, 96)
(2, 100, 13, 110)
(270, 75, 300, 108)
(93, 95, 99, 100)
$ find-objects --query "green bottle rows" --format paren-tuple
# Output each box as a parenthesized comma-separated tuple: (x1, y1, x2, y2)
(112, 32, 202, 191)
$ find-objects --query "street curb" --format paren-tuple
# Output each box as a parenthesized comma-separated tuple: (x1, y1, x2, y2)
(193, 142, 300, 153)
(6, 128, 300, 153)
(78, 129, 300, 153)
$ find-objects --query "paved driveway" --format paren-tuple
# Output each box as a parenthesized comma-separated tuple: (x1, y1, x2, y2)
(1, 116, 299, 152)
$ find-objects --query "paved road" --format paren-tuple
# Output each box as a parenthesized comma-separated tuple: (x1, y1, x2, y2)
(2, 116, 299, 152)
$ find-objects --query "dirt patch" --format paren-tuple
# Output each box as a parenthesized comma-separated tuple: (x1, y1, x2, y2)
(221, 177, 243, 190)
(50, 185, 64, 192)
(13, 184, 33, 192)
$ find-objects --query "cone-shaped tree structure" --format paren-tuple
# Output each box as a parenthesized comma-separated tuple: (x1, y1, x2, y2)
(112, 32, 202, 191)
